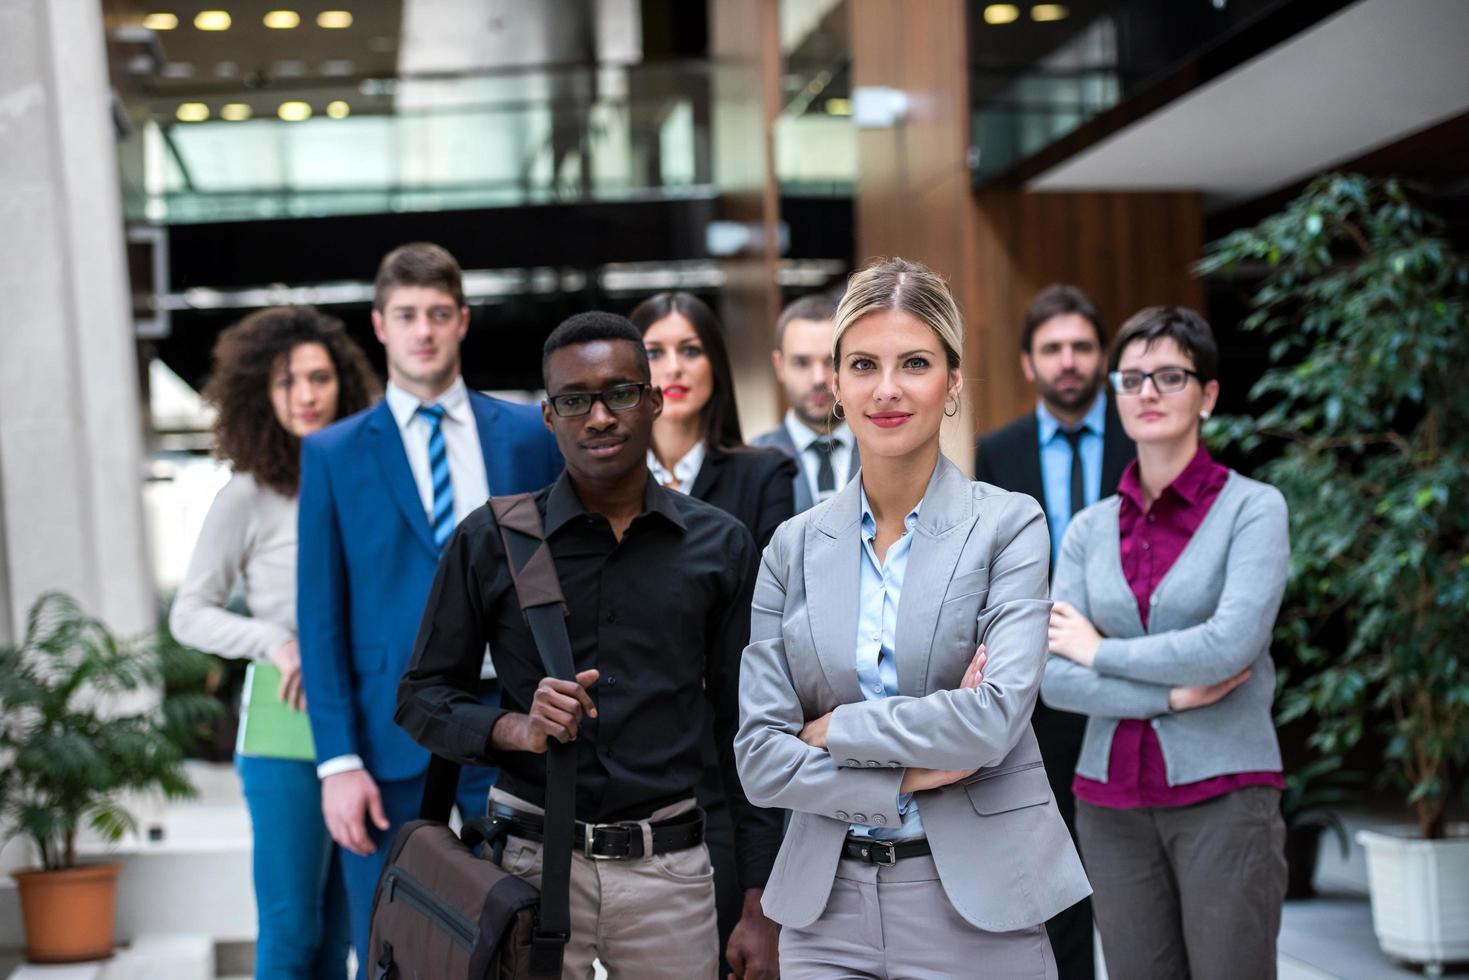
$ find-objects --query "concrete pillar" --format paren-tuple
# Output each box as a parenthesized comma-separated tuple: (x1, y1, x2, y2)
(0, 0, 153, 641)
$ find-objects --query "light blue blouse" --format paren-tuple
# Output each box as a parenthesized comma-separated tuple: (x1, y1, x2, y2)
(1037, 394, 1107, 568)
(850, 486, 925, 841)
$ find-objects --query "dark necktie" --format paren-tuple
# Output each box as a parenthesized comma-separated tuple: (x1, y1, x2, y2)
(1062, 427, 1087, 517)
(810, 437, 838, 494)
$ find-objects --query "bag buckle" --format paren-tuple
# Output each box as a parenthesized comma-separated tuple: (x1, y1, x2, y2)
(582, 820, 638, 859)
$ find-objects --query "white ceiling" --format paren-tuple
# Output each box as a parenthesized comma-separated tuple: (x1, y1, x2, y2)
(1028, 0, 1469, 204)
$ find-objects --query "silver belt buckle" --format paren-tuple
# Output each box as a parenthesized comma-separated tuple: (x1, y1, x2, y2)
(583, 821, 637, 860)
(857, 840, 899, 869)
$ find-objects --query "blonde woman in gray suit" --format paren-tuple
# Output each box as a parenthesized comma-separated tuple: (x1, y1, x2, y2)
(735, 258, 1090, 978)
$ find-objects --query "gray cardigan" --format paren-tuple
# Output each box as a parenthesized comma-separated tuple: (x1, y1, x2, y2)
(1040, 471, 1288, 785)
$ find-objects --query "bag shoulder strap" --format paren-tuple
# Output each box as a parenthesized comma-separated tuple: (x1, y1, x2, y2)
(420, 491, 575, 975)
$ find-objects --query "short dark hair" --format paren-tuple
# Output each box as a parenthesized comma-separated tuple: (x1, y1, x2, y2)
(204, 306, 380, 496)
(628, 292, 745, 451)
(373, 242, 465, 310)
(1021, 284, 1105, 354)
(1108, 306, 1219, 381)
(541, 311, 650, 387)
(775, 291, 840, 350)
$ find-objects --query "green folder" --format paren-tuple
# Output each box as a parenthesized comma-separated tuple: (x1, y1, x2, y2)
(236, 662, 316, 761)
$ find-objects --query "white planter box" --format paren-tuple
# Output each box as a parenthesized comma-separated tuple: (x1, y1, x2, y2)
(1357, 826, 1469, 974)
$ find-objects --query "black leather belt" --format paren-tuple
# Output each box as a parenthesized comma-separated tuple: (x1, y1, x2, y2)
(489, 803, 705, 860)
(842, 835, 932, 867)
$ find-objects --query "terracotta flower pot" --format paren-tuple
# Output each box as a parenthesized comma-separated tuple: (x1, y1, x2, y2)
(12, 863, 122, 963)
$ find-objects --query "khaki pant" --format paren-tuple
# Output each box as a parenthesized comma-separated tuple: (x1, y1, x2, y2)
(491, 788, 718, 980)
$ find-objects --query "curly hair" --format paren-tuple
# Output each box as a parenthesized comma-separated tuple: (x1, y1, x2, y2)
(203, 306, 380, 496)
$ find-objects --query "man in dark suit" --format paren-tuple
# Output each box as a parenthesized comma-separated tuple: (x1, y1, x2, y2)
(298, 243, 563, 977)
(975, 283, 1134, 980)
(752, 292, 858, 513)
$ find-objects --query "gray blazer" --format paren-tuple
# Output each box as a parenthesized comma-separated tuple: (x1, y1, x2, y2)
(751, 424, 858, 514)
(1041, 471, 1288, 784)
(735, 456, 1090, 932)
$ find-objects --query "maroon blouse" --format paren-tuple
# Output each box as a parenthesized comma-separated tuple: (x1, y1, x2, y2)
(1073, 447, 1283, 809)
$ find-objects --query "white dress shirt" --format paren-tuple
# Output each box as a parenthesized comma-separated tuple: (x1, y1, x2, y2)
(647, 440, 707, 493)
(319, 377, 495, 780)
(785, 410, 855, 504)
(385, 377, 490, 528)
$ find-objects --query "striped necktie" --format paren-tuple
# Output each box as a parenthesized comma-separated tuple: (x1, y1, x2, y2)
(417, 403, 455, 549)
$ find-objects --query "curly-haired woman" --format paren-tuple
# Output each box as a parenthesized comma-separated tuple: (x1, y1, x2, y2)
(171, 306, 378, 979)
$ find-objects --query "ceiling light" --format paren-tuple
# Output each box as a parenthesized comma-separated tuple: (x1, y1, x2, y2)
(824, 98, 852, 116)
(983, 4, 1021, 24)
(263, 10, 300, 28)
(326, 100, 351, 119)
(220, 103, 252, 121)
(320, 58, 355, 76)
(175, 102, 210, 122)
(316, 10, 353, 28)
(215, 61, 239, 78)
(142, 12, 178, 30)
(277, 101, 312, 121)
(160, 62, 195, 79)
(193, 10, 232, 30)
(1031, 4, 1069, 21)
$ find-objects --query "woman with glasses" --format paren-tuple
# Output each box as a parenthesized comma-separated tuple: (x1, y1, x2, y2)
(628, 292, 795, 977)
(171, 307, 379, 979)
(1041, 307, 1290, 980)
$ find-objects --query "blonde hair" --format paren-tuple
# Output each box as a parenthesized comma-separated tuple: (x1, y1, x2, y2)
(833, 258, 964, 371)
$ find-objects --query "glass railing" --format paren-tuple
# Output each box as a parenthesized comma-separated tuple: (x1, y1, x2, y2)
(122, 62, 716, 224)
(968, 0, 1314, 183)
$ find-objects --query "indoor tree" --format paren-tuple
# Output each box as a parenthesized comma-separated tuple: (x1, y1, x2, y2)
(1198, 173, 1469, 839)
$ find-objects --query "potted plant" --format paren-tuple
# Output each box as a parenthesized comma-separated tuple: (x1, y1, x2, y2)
(1280, 756, 1359, 899)
(0, 591, 220, 963)
(1199, 174, 1469, 971)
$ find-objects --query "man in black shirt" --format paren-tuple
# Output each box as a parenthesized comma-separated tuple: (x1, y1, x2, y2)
(396, 311, 780, 979)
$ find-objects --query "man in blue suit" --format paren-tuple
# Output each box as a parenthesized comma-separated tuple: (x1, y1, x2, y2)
(297, 243, 562, 975)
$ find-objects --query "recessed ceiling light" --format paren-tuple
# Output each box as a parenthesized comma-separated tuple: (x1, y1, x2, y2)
(326, 100, 351, 119)
(983, 4, 1021, 24)
(160, 61, 195, 79)
(320, 59, 355, 76)
(272, 59, 307, 77)
(1031, 4, 1069, 21)
(316, 10, 353, 29)
(277, 101, 312, 121)
(175, 102, 210, 122)
(263, 10, 301, 29)
(824, 98, 852, 116)
(142, 12, 178, 30)
(193, 10, 232, 31)
(215, 61, 239, 78)
(220, 103, 252, 121)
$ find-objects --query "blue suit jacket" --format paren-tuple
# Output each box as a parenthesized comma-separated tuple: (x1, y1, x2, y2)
(297, 392, 563, 782)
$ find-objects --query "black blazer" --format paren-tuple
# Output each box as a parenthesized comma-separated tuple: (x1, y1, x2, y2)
(974, 396, 1135, 541)
(690, 445, 798, 551)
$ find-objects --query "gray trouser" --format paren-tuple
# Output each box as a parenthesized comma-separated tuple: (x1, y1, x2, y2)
(491, 788, 718, 980)
(779, 852, 1057, 979)
(1075, 786, 1287, 980)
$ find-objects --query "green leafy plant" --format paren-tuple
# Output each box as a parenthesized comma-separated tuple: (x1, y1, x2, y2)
(0, 592, 222, 870)
(1198, 173, 1469, 839)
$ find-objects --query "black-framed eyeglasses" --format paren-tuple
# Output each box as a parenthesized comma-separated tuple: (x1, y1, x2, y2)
(1109, 368, 1203, 396)
(545, 383, 650, 418)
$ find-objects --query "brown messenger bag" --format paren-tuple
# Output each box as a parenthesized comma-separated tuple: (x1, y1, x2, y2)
(368, 493, 577, 979)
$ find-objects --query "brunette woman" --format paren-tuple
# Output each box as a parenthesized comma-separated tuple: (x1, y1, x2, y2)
(1042, 306, 1289, 980)
(629, 292, 796, 976)
(171, 306, 379, 980)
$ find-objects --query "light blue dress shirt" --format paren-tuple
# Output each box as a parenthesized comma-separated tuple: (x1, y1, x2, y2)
(1037, 394, 1107, 568)
(850, 486, 925, 841)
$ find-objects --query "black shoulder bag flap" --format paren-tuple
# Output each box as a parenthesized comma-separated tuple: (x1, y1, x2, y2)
(419, 492, 577, 978)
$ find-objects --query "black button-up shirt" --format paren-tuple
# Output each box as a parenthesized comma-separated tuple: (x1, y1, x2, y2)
(396, 471, 779, 889)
